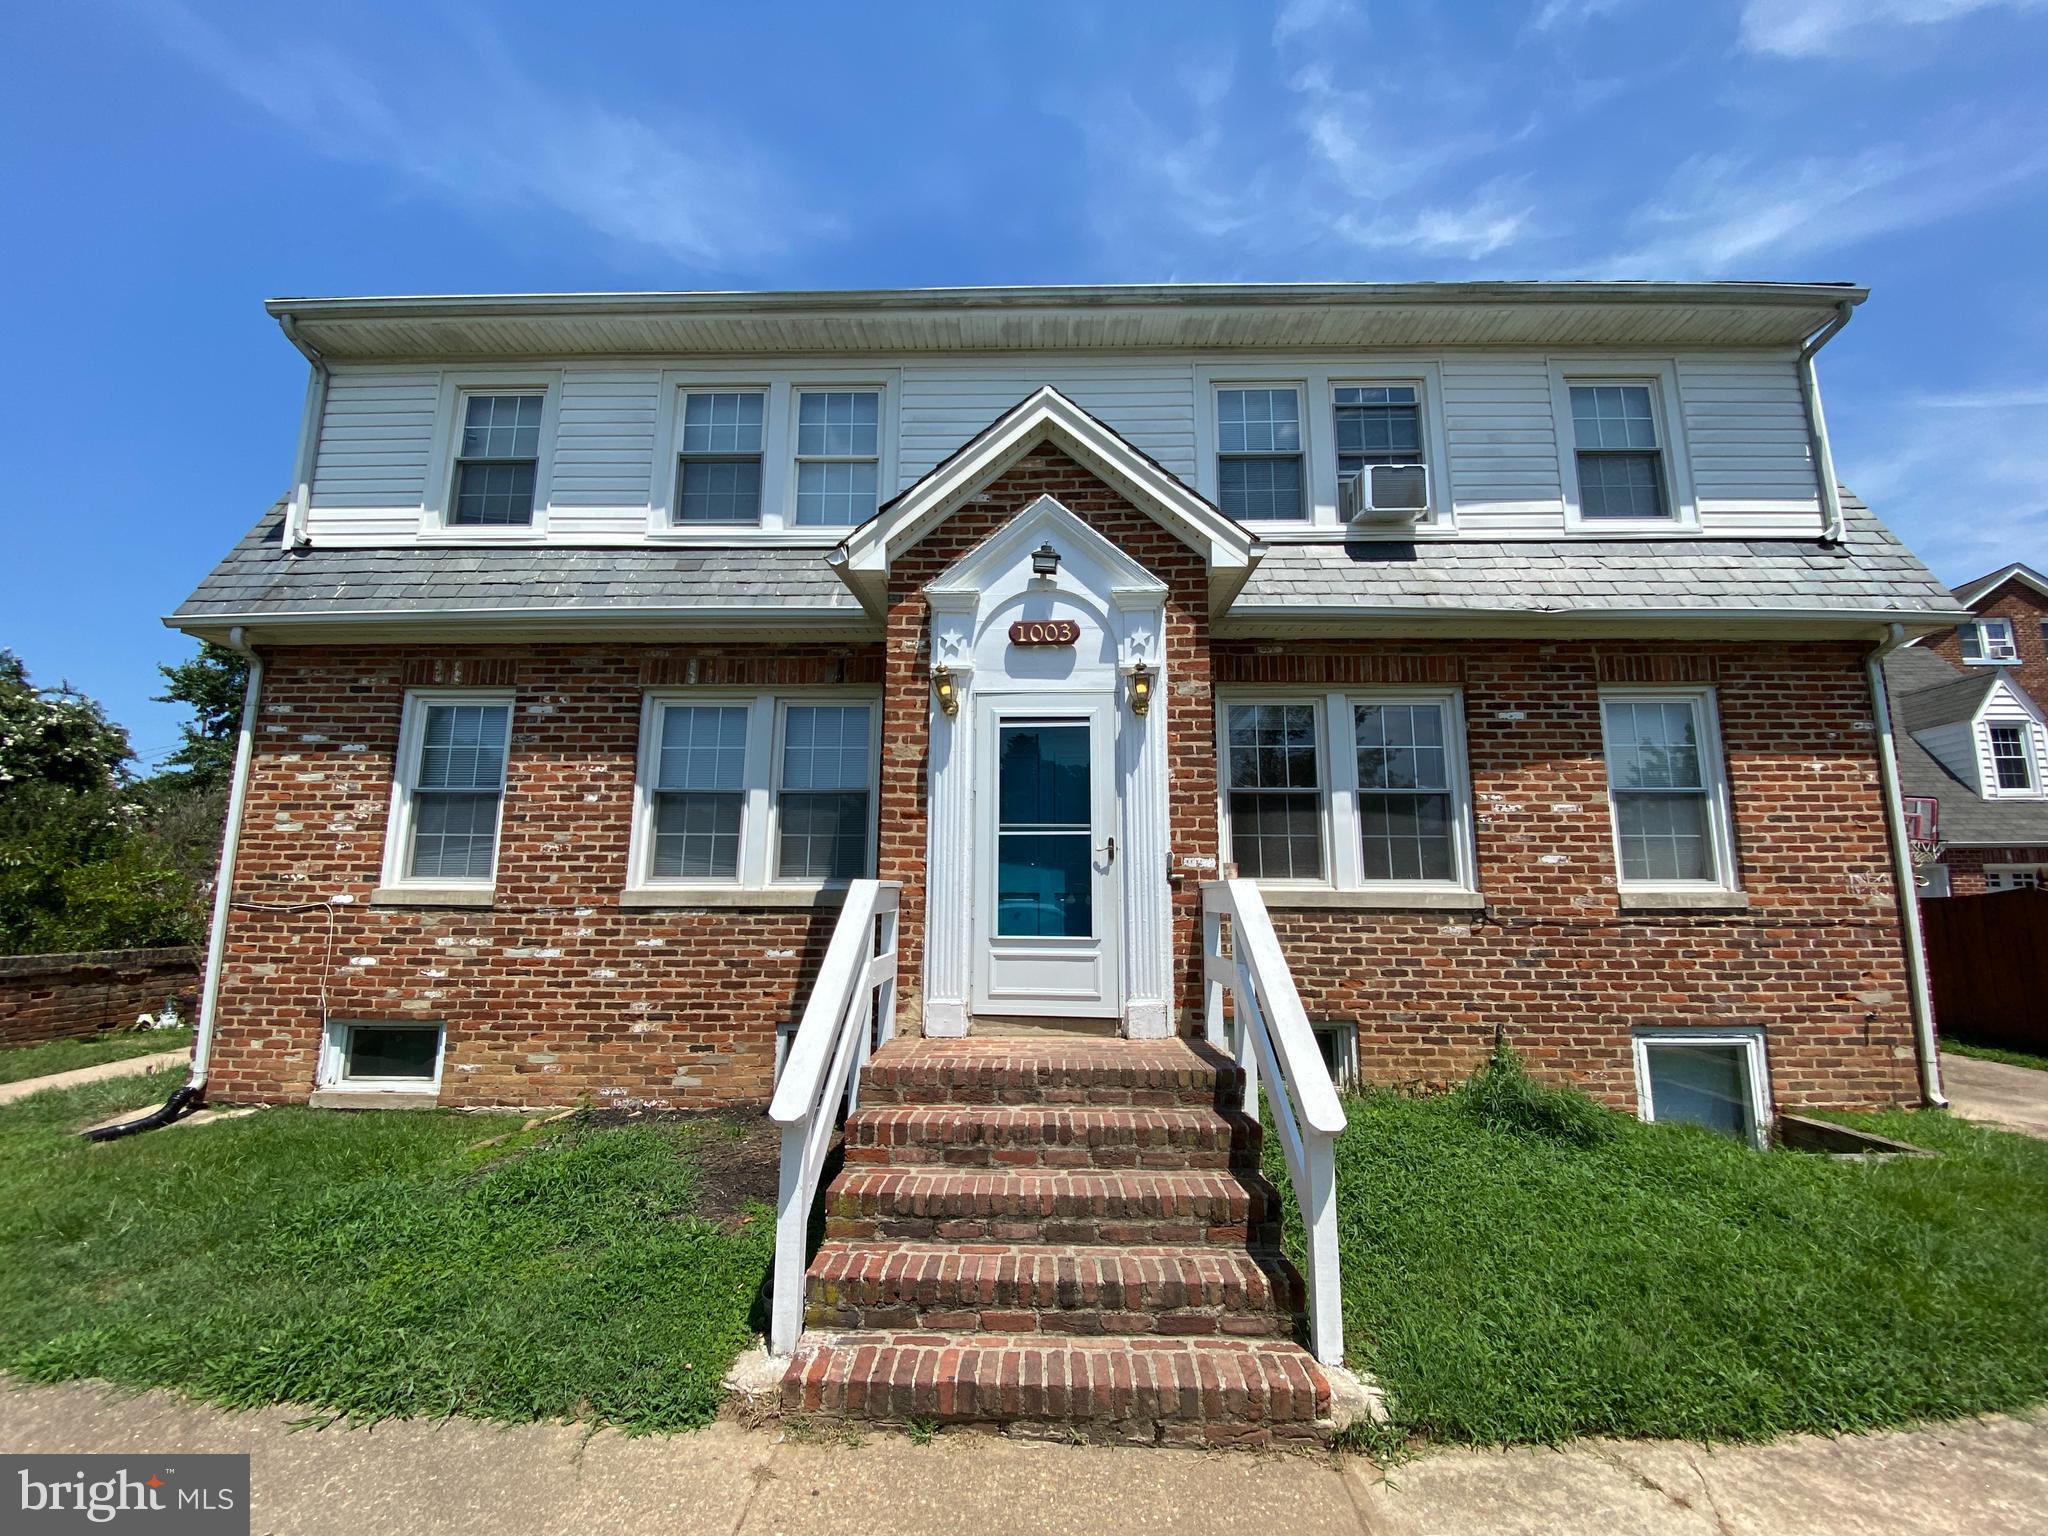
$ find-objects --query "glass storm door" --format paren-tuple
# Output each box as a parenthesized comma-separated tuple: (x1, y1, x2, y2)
(972, 701, 1120, 1017)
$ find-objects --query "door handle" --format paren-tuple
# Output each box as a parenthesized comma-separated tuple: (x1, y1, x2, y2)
(1097, 836, 1116, 864)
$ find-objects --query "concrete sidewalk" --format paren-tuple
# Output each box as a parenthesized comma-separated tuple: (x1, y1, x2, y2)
(1941, 1050, 2048, 1139)
(3, 1379, 2042, 1535)
(0, 1048, 186, 1107)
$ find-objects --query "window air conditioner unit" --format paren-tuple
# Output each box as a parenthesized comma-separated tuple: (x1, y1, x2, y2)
(1340, 464, 1429, 526)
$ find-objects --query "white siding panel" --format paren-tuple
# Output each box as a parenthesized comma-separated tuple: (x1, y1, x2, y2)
(305, 370, 437, 541)
(897, 362, 1198, 486)
(1441, 357, 1564, 531)
(1678, 356, 1822, 534)
(550, 369, 659, 508)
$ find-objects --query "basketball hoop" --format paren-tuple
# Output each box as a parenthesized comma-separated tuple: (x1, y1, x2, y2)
(1908, 838, 1946, 867)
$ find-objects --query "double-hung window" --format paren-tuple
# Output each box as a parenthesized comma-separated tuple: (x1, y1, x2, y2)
(1334, 384, 1428, 512)
(1599, 690, 1737, 890)
(633, 694, 878, 892)
(1220, 692, 1475, 895)
(1215, 387, 1306, 522)
(450, 394, 543, 527)
(1569, 383, 1670, 521)
(1988, 723, 2035, 792)
(384, 694, 513, 891)
(793, 391, 881, 526)
(1960, 618, 2019, 663)
(676, 391, 767, 524)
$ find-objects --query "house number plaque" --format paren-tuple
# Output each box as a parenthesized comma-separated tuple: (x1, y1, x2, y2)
(1008, 619, 1081, 647)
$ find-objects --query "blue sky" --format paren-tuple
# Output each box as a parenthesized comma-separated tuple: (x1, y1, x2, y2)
(4, 0, 2046, 762)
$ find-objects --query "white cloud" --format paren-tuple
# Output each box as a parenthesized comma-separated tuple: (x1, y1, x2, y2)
(1530, 0, 1638, 29)
(1273, 0, 1363, 44)
(1332, 183, 1536, 258)
(1580, 134, 2048, 276)
(138, 1, 829, 269)
(1739, 0, 2046, 59)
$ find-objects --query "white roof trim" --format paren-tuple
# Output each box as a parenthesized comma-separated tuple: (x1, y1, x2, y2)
(1978, 672, 2047, 728)
(840, 386, 1253, 575)
(1955, 562, 2048, 607)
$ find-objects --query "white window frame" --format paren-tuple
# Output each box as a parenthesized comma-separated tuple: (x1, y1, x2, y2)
(1215, 688, 1478, 896)
(1551, 360, 1698, 533)
(1960, 617, 2020, 664)
(627, 688, 881, 895)
(1194, 362, 1452, 537)
(1632, 1026, 1771, 1149)
(380, 690, 515, 895)
(1598, 685, 1740, 895)
(1986, 863, 2048, 892)
(1982, 719, 2046, 799)
(791, 387, 885, 529)
(648, 369, 900, 542)
(319, 1018, 447, 1095)
(420, 370, 563, 540)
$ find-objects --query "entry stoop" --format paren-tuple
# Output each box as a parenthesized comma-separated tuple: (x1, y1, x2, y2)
(778, 1036, 1333, 1445)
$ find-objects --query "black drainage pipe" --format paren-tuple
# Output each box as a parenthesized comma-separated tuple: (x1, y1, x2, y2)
(81, 1084, 205, 1143)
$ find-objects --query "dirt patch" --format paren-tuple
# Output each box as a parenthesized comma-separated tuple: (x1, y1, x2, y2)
(577, 1105, 782, 1228)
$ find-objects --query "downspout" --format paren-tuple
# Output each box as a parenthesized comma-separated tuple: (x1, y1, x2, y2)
(84, 626, 263, 1140)
(277, 313, 328, 551)
(1866, 622, 1946, 1107)
(1798, 301, 1855, 545)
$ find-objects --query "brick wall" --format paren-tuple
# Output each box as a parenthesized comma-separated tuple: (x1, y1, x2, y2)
(208, 643, 881, 1108)
(1929, 582, 2048, 706)
(878, 442, 1218, 1021)
(0, 948, 198, 1048)
(1211, 639, 1921, 1110)
(1938, 844, 2048, 896)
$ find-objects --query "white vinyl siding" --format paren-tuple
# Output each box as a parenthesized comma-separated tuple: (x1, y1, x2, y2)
(1676, 357, 1823, 529)
(548, 370, 660, 537)
(897, 362, 1199, 485)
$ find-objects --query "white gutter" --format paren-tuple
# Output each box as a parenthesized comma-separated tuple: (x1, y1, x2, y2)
(1798, 300, 1855, 544)
(1867, 622, 1946, 1107)
(276, 313, 329, 551)
(187, 626, 264, 1095)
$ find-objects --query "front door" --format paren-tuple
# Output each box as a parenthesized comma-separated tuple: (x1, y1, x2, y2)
(971, 698, 1120, 1018)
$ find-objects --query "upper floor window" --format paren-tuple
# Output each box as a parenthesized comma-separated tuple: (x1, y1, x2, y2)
(1989, 723, 2034, 791)
(1599, 690, 1737, 889)
(1216, 387, 1306, 522)
(383, 693, 513, 891)
(676, 391, 766, 524)
(793, 390, 881, 526)
(1335, 384, 1424, 476)
(631, 693, 878, 891)
(1960, 618, 2019, 663)
(1569, 384, 1669, 521)
(451, 394, 543, 527)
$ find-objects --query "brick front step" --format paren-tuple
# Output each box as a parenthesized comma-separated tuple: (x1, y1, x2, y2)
(841, 1105, 1260, 1170)
(781, 1334, 1329, 1442)
(823, 1167, 1281, 1246)
(859, 1037, 1244, 1110)
(804, 1241, 1303, 1336)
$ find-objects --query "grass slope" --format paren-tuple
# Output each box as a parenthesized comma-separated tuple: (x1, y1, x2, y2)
(0, 1077, 772, 1433)
(1276, 1055, 2048, 1446)
(0, 1028, 194, 1086)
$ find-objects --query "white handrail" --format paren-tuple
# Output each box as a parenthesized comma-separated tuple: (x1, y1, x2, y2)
(767, 879, 901, 1356)
(1201, 878, 1347, 1365)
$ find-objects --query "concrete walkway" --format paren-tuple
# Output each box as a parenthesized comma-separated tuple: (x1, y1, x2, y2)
(2, 1379, 2042, 1535)
(0, 1048, 186, 1107)
(1941, 1050, 2048, 1139)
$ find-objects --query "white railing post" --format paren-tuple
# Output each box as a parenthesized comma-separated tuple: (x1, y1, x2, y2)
(767, 880, 902, 1358)
(1200, 879, 1348, 1367)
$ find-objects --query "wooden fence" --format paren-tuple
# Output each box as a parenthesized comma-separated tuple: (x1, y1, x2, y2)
(1922, 889, 2048, 1054)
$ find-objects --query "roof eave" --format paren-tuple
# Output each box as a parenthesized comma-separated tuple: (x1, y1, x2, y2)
(1214, 604, 1970, 641)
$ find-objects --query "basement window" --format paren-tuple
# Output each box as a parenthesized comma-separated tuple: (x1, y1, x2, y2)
(1632, 1028, 1769, 1149)
(320, 1020, 446, 1094)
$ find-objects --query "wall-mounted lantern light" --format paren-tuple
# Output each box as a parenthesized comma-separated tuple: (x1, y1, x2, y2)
(1031, 542, 1061, 579)
(931, 664, 959, 716)
(1127, 661, 1154, 716)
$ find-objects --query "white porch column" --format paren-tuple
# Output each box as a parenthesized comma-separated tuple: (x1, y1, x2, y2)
(1114, 591, 1173, 1039)
(921, 594, 977, 1037)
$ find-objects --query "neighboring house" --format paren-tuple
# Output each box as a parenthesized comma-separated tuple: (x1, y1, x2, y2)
(1888, 564, 2048, 896)
(167, 282, 1961, 1140)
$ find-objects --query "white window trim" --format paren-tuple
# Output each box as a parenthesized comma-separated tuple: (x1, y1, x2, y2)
(647, 368, 900, 543)
(1985, 863, 2048, 891)
(1194, 362, 1453, 538)
(380, 690, 515, 894)
(1598, 685, 1741, 895)
(319, 1018, 447, 1095)
(1632, 1026, 1771, 1150)
(1961, 617, 2020, 664)
(1215, 688, 1479, 896)
(420, 370, 564, 540)
(1551, 360, 1699, 533)
(626, 688, 882, 896)
(1980, 717, 2048, 800)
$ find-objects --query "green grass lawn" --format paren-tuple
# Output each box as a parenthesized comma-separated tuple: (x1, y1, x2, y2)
(1273, 1054, 2048, 1448)
(1944, 1040, 2048, 1073)
(0, 1076, 773, 1433)
(0, 1029, 194, 1086)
